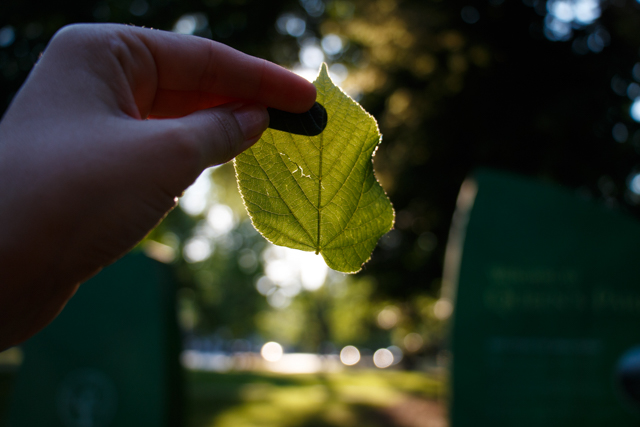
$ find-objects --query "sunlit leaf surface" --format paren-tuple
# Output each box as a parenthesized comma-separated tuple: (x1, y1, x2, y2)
(234, 63, 394, 273)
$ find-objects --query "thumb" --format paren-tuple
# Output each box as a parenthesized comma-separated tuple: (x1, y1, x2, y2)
(171, 103, 269, 168)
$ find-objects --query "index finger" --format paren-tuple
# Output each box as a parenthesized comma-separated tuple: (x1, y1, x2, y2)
(138, 28, 317, 114)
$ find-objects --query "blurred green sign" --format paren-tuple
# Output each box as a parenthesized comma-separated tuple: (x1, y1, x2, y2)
(445, 169, 640, 426)
(7, 252, 182, 427)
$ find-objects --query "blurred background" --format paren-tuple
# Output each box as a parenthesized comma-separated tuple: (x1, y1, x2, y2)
(1, 0, 640, 425)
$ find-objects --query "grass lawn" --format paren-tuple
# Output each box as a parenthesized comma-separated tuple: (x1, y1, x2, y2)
(186, 369, 447, 427)
(0, 368, 446, 427)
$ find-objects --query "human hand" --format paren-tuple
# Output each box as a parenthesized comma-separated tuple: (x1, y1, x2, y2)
(0, 23, 316, 349)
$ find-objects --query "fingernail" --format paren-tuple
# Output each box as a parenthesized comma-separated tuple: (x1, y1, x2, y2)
(233, 104, 269, 141)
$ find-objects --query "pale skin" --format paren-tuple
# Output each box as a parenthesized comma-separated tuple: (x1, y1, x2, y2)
(0, 24, 317, 351)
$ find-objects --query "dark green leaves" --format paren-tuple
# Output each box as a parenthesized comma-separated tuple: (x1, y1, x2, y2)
(234, 63, 394, 273)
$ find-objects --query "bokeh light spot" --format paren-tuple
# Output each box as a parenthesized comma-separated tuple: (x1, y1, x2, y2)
(261, 342, 284, 362)
(321, 34, 343, 56)
(255, 276, 275, 296)
(300, 0, 325, 17)
(631, 98, 640, 122)
(543, 0, 601, 42)
(129, 0, 149, 17)
(329, 63, 348, 85)
(433, 298, 453, 320)
(277, 14, 306, 37)
(587, 28, 609, 53)
(418, 232, 437, 252)
(238, 248, 258, 273)
(292, 64, 319, 82)
(340, 345, 361, 365)
(265, 259, 295, 285)
(377, 306, 399, 329)
(574, 0, 600, 24)
(183, 236, 212, 263)
(611, 75, 628, 96)
(300, 44, 325, 69)
(179, 169, 213, 216)
(628, 83, 640, 100)
(388, 345, 403, 365)
(633, 63, 640, 82)
(262, 245, 328, 295)
(0, 26, 15, 48)
(373, 348, 394, 368)
(549, 0, 574, 22)
(612, 122, 629, 143)
(206, 204, 236, 236)
(173, 13, 208, 35)
(404, 333, 424, 352)
(267, 290, 291, 309)
(300, 254, 328, 291)
(174, 15, 196, 34)
(544, 15, 572, 41)
(461, 6, 480, 24)
(630, 174, 640, 195)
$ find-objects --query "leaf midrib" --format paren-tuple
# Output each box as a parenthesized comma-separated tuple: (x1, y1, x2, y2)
(315, 85, 358, 253)
(316, 124, 323, 254)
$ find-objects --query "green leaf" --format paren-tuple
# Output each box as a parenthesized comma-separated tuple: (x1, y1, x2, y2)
(234, 63, 395, 273)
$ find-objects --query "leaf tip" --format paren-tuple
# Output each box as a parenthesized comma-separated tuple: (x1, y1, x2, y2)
(314, 62, 331, 85)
